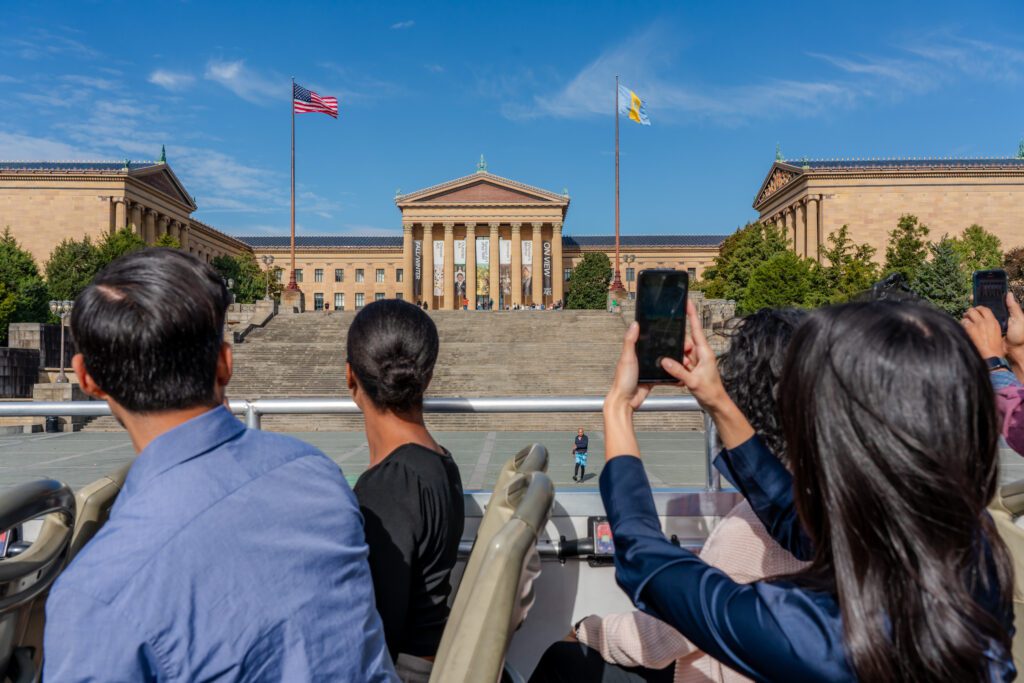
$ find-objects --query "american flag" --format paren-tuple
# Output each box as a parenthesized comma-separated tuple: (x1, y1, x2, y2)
(293, 83, 338, 118)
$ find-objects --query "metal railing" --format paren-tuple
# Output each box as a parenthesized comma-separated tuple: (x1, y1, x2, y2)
(0, 396, 722, 491)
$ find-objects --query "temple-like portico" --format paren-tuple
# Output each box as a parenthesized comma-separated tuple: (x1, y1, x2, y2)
(396, 162, 569, 309)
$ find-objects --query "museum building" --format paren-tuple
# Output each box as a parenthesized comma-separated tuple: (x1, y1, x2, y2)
(0, 158, 726, 311)
(755, 153, 1024, 261)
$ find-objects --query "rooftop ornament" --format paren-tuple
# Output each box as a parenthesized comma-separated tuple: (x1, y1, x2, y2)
(477, 154, 487, 173)
(775, 143, 783, 162)
(159, 145, 166, 163)
(122, 158, 131, 170)
(1018, 139, 1024, 159)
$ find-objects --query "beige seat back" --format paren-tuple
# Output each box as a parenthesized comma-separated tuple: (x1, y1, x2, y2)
(991, 482, 1024, 673)
(447, 444, 547, 632)
(431, 471, 555, 682)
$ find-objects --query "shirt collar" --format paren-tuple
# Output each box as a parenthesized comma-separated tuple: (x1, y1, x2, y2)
(120, 405, 245, 500)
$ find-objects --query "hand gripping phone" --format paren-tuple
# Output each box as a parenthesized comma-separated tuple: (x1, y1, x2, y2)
(973, 269, 1009, 334)
(636, 270, 689, 383)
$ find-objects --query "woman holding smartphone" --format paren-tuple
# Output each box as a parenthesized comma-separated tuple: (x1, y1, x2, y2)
(597, 299, 1014, 681)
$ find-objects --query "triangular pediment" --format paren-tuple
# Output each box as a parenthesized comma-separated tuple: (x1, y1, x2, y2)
(132, 165, 196, 210)
(397, 171, 568, 206)
(753, 162, 802, 208)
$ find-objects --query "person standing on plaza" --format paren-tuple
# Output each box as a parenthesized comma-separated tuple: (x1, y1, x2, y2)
(573, 427, 589, 482)
(44, 249, 395, 682)
(347, 299, 465, 682)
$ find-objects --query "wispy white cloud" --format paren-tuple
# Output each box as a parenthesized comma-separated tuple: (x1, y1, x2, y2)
(390, 20, 415, 30)
(315, 62, 406, 102)
(424, 63, 445, 74)
(0, 132, 95, 161)
(6, 29, 100, 61)
(204, 59, 282, 104)
(0, 75, 19, 84)
(149, 69, 196, 91)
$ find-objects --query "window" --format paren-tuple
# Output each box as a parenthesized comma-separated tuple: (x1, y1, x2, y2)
(687, 267, 697, 280)
(375, 293, 385, 301)
(376, 268, 385, 283)
(314, 268, 324, 283)
(334, 293, 345, 311)
(313, 293, 324, 310)
(355, 269, 365, 283)
(564, 268, 572, 282)
(396, 292, 404, 300)
(295, 269, 303, 283)
(396, 268, 404, 283)
(626, 268, 635, 282)
(355, 292, 365, 309)
(334, 268, 344, 282)
(275, 269, 283, 283)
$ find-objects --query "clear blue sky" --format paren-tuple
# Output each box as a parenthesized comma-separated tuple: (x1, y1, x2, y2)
(2, 1, 1023, 238)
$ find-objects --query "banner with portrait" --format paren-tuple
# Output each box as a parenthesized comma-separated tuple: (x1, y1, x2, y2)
(413, 240, 422, 298)
(499, 238, 512, 299)
(454, 240, 467, 305)
(432, 240, 444, 297)
(521, 240, 533, 301)
(542, 240, 552, 297)
(476, 237, 490, 298)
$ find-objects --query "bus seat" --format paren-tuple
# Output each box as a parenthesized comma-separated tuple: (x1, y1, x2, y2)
(13, 463, 131, 677)
(0, 480, 75, 682)
(990, 482, 1024, 673)
(449, 444, 548, 631)
(431, 471, 555, 683)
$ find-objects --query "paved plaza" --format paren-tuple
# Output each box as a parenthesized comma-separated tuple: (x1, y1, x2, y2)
(1, 429, 1023, 492)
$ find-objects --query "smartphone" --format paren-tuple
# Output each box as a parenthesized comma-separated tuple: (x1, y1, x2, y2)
(973, 269, 1009, 334)
(636, 269, 689, 383)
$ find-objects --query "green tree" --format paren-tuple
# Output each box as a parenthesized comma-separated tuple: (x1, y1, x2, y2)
(813, 225, 880, 304)
(701, 222, 790, 302)
(565, 252, 612, 310)
(97, 228, 146, 267)
(45, 235, 102, 301)
(1005, 246, 1024, 301)
(0, 228, 50, 343)
(212, 253, 279, 304)
(740, 251, 815, 313)
(883, 214, 930, 281)
(951, 224, 1002, 277)
(154, 233, 181, 248)
(912, 236, 970, 316)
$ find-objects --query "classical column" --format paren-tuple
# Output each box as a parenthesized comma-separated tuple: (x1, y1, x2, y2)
(795, 203, 806, 258)
(402, 223, 415, 301)
(510, 223, 523, 307)
(488, 223, 500, 310)
(144, 209, 157, 244)
(422, 223, 434, 307)
(532, 223, 543, 306)
(785, 209, 795, 252)
(113, 199, 127, 234)
(552, 222, 564, 306)
(157, 215, 170, 242)
(132, 203, 144, 235)
(178, 222, 190, 251)
(443, 222, 455, 310)
(805, 196, 820, 262)
(465, 223, 477, 310)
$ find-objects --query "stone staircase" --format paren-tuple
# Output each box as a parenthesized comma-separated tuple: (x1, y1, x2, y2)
(86, 310, 702, 432)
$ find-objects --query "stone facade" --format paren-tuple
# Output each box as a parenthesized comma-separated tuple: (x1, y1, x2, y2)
(754, 157, 1024, 262)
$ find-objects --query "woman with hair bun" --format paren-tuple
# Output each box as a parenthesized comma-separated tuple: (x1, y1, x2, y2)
(346, 299, 464, 682)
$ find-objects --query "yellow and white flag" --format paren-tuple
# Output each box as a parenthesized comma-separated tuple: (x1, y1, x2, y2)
(617, 84, 650, 125)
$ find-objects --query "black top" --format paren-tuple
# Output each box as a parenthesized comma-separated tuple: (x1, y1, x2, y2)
(353, 443, 465, 660)
(574, 434, 589, 453)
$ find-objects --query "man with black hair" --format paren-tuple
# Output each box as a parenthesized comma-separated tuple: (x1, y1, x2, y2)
(44, 249, 396, 682)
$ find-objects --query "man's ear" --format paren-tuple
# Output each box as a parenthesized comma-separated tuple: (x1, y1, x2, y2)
(216, 342, 233, 390)
(346, 363, 358, 396)
(72, 354, 108, 400)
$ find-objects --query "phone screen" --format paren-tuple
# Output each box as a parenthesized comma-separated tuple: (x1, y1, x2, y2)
(636, 270, 689, 383)
(974, 269, 1008, 333)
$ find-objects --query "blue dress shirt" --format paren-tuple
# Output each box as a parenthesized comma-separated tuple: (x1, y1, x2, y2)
(44, 406, 396, 682)
(600, 440, 1015, 682)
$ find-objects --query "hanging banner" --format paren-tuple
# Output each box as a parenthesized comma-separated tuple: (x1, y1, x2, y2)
(521, 241, 533, 301)
(499, 238, 512, 298)
(542, 241, 552, 297)
(476, 237, 490, 298)
(454, 240, 467, 305)
(433, 240, 444, 297)
(413, 240, 423, 298)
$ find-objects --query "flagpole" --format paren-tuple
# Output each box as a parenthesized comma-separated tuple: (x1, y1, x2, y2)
(287, 76, 298, 291)
(611, 75, 624, 292)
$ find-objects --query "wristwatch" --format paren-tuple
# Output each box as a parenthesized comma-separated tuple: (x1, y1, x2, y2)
(986, 357, 1012, 373)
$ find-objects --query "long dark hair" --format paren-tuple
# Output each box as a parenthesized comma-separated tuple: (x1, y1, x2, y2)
(780, 300, 1012, 681)
(718, 308, 806, 465)
(346, 299, 439, 412)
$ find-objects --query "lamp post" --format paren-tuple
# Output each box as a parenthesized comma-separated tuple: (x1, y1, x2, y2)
(622, 254, 636, 299)
(48, 300, 73, 383)
(261, 255, 275, 300)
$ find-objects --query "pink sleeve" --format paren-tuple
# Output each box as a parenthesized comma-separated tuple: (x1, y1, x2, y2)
(997, 387, 1024, 455)
(576, 611, 695, 670)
